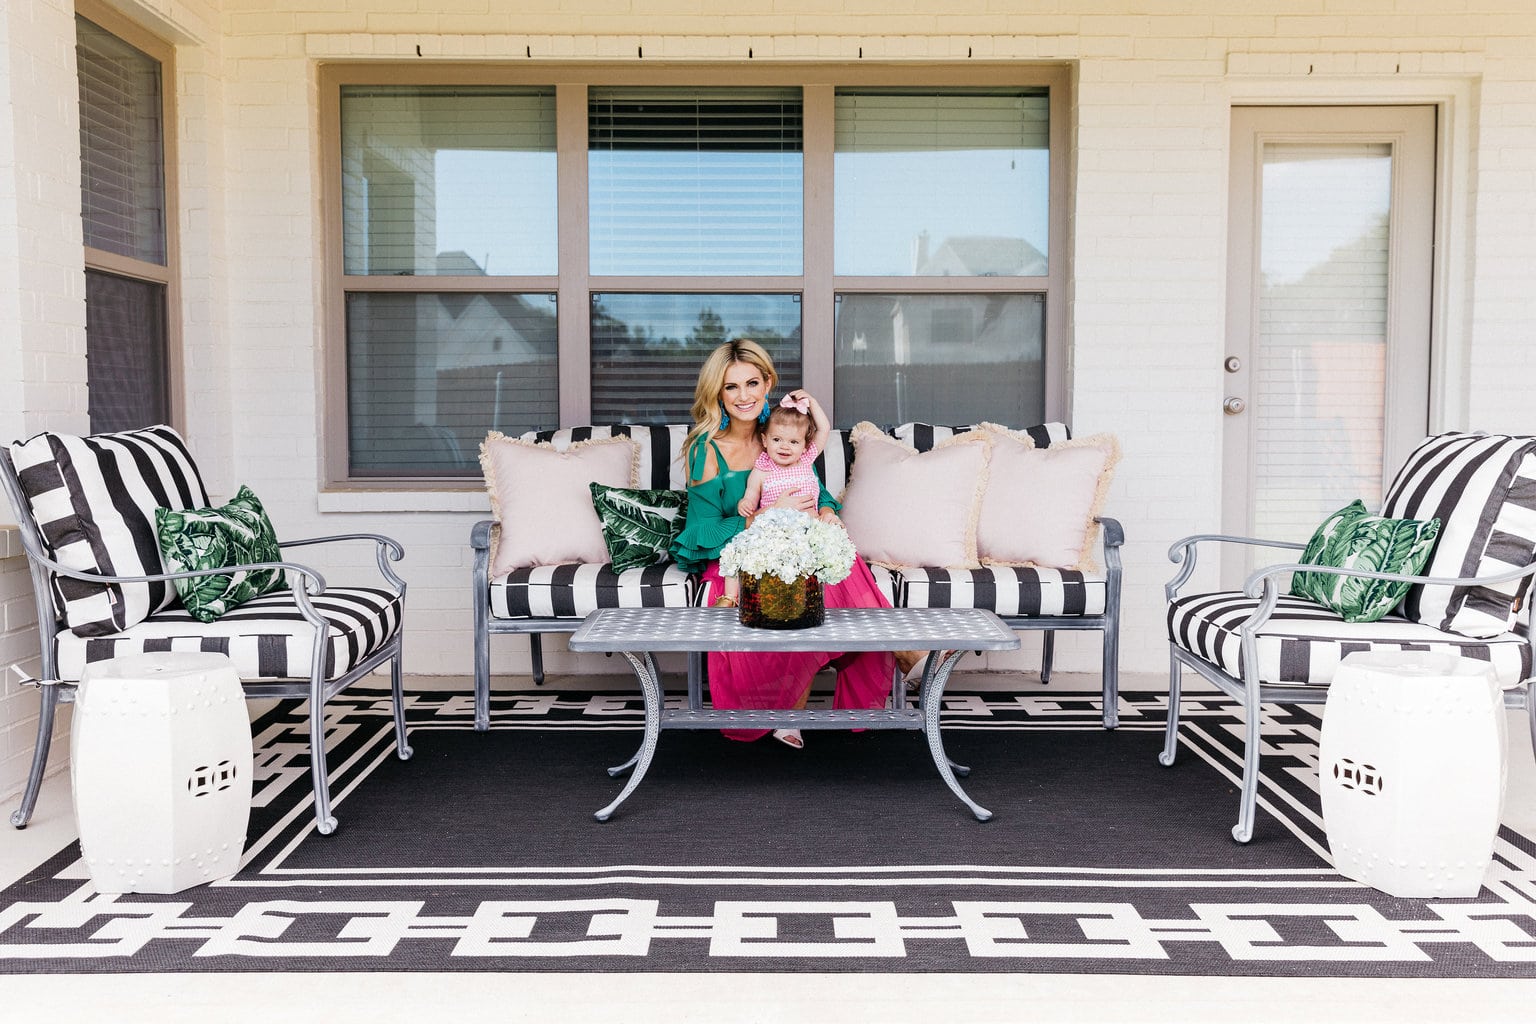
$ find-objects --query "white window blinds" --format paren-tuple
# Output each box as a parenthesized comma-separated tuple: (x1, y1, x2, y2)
(588, 87, 803, 276)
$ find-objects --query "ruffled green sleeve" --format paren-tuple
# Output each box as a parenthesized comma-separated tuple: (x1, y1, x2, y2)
(668, 440, 750, 572)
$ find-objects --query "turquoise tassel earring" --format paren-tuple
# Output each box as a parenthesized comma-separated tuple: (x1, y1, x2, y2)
(719, 402, 730, 431)
(758, 400, 771, 426)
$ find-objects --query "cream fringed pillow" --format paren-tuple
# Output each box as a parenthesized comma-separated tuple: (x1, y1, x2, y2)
(974, 424, 1120, 571)
(838, 422, 991, 570)
(479, 432, 639, 579)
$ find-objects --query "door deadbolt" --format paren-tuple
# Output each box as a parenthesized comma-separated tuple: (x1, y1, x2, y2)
(1223, 397, 1246, 415)
(1224, 356, 1242, 373)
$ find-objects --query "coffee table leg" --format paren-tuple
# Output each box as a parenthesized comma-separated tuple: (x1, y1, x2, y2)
(922, 650, 993, 821)
(595, 650, 662, 822)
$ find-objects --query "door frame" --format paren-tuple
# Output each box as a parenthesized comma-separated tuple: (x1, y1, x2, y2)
(1223, 103, 1436, 580)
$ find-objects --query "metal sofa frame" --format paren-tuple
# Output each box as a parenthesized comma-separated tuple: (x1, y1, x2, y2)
(470, 516, 1125, 732)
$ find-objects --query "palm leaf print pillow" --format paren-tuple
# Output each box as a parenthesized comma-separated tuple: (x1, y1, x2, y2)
(1289, 499, 1441, 623)
(589, 482, 688, 572)
(156, 485, 286, 622)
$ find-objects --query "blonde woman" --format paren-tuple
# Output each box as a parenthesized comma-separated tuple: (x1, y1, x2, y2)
(669, 339, 919, 748)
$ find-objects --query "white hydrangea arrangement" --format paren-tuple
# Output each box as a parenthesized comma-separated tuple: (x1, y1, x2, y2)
(719, 508, 857, 586)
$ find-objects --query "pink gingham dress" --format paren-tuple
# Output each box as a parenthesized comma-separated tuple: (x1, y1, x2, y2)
(754, 441, 823, 510)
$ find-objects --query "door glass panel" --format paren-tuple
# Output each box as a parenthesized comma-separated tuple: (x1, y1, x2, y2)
(1252, 142, 1392, 542)
(589, 293, 802, 423)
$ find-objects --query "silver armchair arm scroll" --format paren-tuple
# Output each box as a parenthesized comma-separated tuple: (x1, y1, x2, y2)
(1165, 533, 1307, 600)
(281, 532, 408, 593)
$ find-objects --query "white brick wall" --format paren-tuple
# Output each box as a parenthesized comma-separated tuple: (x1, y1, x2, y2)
(4, 0, 1536, 799)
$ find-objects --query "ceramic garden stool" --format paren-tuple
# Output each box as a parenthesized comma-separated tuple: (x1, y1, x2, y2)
(1319, 650, 1507, 899)
(71, 651, 253, 894)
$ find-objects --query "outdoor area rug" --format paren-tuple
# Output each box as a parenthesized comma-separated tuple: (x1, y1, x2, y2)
(1, 687, 1534, 976)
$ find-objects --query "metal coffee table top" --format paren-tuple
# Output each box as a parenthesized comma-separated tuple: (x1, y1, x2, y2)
(569, 606, 1019, 654)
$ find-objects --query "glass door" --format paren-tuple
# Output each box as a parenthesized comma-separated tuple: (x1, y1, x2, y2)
(1223, 106, 1436, 585)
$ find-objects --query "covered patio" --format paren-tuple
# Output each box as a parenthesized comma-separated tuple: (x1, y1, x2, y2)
(3, 0, 1536, 1019)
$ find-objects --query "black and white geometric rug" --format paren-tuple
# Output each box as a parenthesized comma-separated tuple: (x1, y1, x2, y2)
(2, 688, 1533, 976)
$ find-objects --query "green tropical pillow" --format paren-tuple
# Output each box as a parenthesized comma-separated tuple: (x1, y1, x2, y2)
(156, 485, 286, 622)
(1289, 499, 1441, 623)
(589, 482, 688, 572)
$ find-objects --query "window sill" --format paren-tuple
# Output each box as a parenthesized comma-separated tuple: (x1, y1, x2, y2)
(317, 489, 492, 515)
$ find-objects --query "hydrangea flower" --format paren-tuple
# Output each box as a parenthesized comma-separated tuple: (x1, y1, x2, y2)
(718, 508, 857, 585)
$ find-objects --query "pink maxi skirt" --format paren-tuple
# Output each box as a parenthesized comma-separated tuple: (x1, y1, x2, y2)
(698, 559, 897, 741)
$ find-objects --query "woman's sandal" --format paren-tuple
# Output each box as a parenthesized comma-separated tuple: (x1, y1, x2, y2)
(772, 728, 804, 750)
(712, 595, 739, 608)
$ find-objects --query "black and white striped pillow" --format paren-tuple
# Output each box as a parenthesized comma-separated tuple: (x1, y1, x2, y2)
(524, 424, 689, 490)
(891, 421, 1071, 452)
(1381, 432, 1536, 638)
(8, 425, 208, 636)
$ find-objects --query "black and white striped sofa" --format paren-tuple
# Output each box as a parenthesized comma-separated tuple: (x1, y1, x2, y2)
(470, 422, 1124, 731)
(1163, 431, 1536, 844)
(0, 425, 412, 836)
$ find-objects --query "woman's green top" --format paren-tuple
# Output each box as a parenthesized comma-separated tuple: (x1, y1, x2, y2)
(668, 438, 841, 572)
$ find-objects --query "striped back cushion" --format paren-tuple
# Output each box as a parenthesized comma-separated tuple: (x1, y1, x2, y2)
(7, 425, 209, 636)
(524, 424, 691, 489)
(891, 421, 1071, 451)
(1381, 432, 1536, 638)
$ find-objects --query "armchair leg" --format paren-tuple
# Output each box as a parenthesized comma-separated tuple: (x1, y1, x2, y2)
(1232, 686, 1263, 844)
(308, 679, 338, 836)
(1040, 631, 1055, 685)
(1159, 649, 1181, 767)
(473, 615, 491, 733)
(390, 643, 413, 760)
(9, 685, 60, 829)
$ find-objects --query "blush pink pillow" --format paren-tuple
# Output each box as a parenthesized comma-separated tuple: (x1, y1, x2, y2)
(479, 432, 638, 578)
(974, 424, 1120, 570)
(838, 422, 991, 569)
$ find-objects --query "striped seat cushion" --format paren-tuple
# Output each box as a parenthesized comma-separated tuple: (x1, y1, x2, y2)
(489, 562, 696, 619)
(1168, 591, 1532, 688)
(1381, 432, 1536, 639)
(8, 425, 209, 637)
(899, 566, 1107, 617)
(56, 586, 402, 682)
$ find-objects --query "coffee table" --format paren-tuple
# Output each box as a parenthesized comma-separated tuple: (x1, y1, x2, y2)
(567, 606, 1020, 822)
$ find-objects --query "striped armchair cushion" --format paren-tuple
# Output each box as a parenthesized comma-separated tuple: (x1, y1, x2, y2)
(1381, 432, 1536, 639)
(489, 562, 696, 619)
(8, 425, 209, 636)
(56, 586, 402, 681)
(900, 566, 1107, 617)
(1168, 591, 1532, 688)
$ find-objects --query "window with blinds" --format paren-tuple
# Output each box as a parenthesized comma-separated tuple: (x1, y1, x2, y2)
(834, 89, 1048, 277)
(341, 86, 557, 277)
(588, 88, 804, 276)
(76, 13, 173, 434)
(77, 16, 166, 265)
(347, 292, 558, 475)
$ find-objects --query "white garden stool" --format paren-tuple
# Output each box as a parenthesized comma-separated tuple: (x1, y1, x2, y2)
(71, 651, 253, 894)
(1320, 650, 1507, 899)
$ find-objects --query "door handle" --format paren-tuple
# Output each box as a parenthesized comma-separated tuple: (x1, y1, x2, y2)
(1223, 397, 1246, 415)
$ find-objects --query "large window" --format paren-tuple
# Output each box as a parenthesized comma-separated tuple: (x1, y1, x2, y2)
(324, 67, 1066, 484)
(76, 9, 176, 433)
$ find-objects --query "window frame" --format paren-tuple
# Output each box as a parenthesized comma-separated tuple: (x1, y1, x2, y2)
(319, 62, 1069, 489)
(76, 0, 182, 432)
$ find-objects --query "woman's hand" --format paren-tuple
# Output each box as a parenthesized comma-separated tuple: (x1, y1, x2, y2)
(771, 488, 817, 513)
(817, 507, 842, 526)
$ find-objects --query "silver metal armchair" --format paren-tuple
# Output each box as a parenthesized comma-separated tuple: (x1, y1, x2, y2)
(1163, 533, 1535, 843)
(1, 436, 412, 836)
